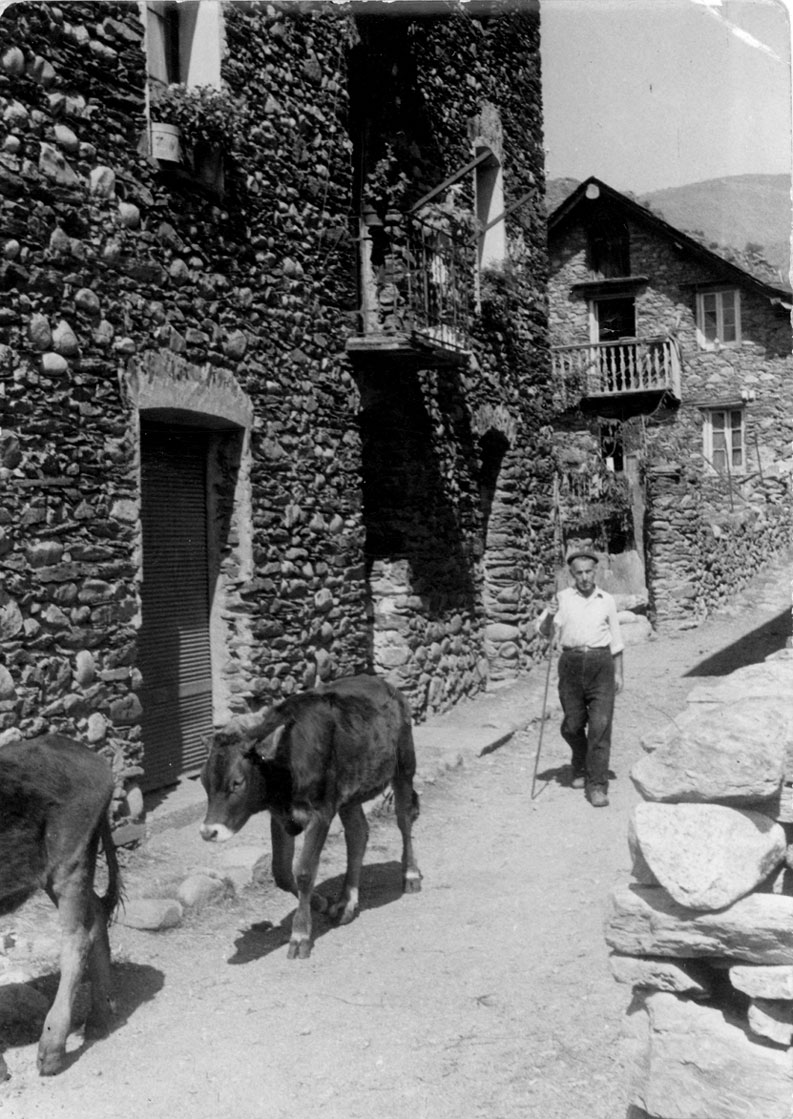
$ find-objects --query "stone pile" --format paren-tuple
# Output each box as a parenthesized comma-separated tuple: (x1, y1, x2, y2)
(605, 649, 793, 1119)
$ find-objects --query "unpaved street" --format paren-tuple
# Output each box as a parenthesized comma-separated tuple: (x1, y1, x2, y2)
(2, 555, 791, 1119)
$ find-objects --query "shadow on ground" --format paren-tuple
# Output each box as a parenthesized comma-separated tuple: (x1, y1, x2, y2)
(228, 859, 408, 965)
(684, 609, 790, 677)
(0, 961, 164, 1075)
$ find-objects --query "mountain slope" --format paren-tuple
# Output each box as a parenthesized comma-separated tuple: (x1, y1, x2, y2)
(642, 174, 791, 284)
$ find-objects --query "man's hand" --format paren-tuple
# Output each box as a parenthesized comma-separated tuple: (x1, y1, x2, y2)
(537, 595, 558, 639)
(614, 651, 624, 694)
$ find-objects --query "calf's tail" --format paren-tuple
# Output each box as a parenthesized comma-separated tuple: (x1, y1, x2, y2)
(98, 813, 123, 922)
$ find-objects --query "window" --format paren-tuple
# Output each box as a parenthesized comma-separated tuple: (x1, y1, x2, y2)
(696, 289, 741, 349)
(703, 408, 745, 474)
(588, 296, 637, 392)
(587, 214, 630, 278)
(144, 2, 222, 93)
(590, 296, 635, 343)
(143, 2, 224, 179)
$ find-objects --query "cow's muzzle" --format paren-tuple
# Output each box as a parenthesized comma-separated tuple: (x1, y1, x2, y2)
(200, 822, 234, 842)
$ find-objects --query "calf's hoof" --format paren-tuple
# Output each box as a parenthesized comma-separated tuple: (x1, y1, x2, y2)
(0, 1056, 9, 1083)
(287, 937, 312, 960)
(403, 870, 423, 894)
(328, 898, 358, 925)
(37, 1046, 66, 1077)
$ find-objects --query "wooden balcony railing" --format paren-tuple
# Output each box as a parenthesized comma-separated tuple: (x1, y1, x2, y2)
(551, 336, 681, 407)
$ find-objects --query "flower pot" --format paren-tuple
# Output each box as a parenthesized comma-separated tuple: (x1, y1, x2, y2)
(150, 121, 182, 164)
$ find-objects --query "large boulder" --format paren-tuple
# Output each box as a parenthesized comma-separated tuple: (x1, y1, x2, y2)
(605, 884, 793, 964)
(629, 803, 786, 911)
(630, 697, 788, 804)
(631, 992, 793, 1119)
(684, 658, 793, 709)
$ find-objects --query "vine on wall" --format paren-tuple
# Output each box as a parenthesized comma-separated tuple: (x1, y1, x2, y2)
(152, 83, 247, 151)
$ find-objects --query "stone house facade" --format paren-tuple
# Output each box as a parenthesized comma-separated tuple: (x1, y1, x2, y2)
(548, 177, 793, 628)
(0, 1, 552, 810)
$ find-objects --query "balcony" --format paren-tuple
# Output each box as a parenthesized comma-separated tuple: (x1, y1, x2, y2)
(551, 336, 681, 416)
(346, 210, 474, 369)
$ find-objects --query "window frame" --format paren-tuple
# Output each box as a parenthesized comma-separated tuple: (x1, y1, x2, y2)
(702, 406, 746, 475)
(588, 293, 637, 344)
(474, 145, 505, 274)
(695, 288, 742, 350)
(143, 1, 222, 97)
(145, 1, 180, 90)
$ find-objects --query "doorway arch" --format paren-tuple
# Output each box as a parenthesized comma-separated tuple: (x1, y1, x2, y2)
(125, 353, 253, 790)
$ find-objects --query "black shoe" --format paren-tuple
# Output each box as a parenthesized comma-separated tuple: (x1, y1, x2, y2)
(587, 785, 609, 808)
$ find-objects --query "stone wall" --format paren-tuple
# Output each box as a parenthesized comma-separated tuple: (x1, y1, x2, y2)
(549, 206, 793, 628)
(606, 652, 793, 1119)
(646, 466, 793, 627)
(349, 10, 554, 703)
(0, 1, 552, 803)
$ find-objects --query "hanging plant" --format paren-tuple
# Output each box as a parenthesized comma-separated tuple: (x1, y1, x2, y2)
(562, 470, 633, 532)
(152, 83, 245, 151)
(414, 187, 478, 239)
(479, 258, 522, 306)
(363, 145, 411, 216)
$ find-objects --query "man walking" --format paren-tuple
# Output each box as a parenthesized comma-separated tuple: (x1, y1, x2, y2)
(536, 550, 624, 807)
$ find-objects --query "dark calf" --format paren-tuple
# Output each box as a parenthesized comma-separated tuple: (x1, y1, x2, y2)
(201, 674, 421, 958)
(0, 734, 121, 1078)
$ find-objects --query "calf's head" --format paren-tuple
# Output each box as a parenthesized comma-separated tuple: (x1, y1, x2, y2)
(200, 722, 284, 842)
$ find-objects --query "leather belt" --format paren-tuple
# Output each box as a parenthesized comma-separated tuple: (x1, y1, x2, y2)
(561, 645, 609, 652)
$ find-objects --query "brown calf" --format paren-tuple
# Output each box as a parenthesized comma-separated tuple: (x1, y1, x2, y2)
(200, 674, 421, 958)
(0, 734, 121, 1077)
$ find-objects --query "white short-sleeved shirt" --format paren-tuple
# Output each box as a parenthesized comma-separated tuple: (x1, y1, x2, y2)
(537, 586, 624, 655)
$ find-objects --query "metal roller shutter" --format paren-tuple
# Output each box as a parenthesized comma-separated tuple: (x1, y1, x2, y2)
(138, 422, 214, 791)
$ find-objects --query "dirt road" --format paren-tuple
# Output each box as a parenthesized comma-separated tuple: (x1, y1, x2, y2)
(2, 555, 792, 1119)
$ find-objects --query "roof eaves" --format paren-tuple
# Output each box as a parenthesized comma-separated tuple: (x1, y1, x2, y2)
(547, 176, 792, 300)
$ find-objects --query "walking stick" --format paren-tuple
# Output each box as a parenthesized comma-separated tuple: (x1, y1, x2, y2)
(530, 630, 555, 800)
(530, 470, 563, 801)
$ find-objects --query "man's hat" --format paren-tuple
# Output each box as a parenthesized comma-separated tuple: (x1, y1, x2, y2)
(566, 549, 599, 566)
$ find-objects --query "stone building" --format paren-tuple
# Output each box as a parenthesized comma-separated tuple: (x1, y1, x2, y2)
(548, 177, 793, 628)
(0, 1, 552, 807)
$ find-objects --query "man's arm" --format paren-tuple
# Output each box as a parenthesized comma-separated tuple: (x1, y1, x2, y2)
(613, 649, 624, 694)
(536, 593, 559, 640)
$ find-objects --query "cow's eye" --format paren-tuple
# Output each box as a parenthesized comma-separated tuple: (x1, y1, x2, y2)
(229, 777, 245, 793)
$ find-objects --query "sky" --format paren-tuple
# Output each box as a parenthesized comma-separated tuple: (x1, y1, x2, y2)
(540, 0, 793, 194)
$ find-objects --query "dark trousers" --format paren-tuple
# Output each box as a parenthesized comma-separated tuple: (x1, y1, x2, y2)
(557, 648, 615, 788)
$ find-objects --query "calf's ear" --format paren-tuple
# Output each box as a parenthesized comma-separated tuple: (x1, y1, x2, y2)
(246, 723, 285, 762)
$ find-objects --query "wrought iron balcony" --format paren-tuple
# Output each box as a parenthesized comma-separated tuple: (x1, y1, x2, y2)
(551, 336, 681, 412)
(346, 210, 475, 368)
